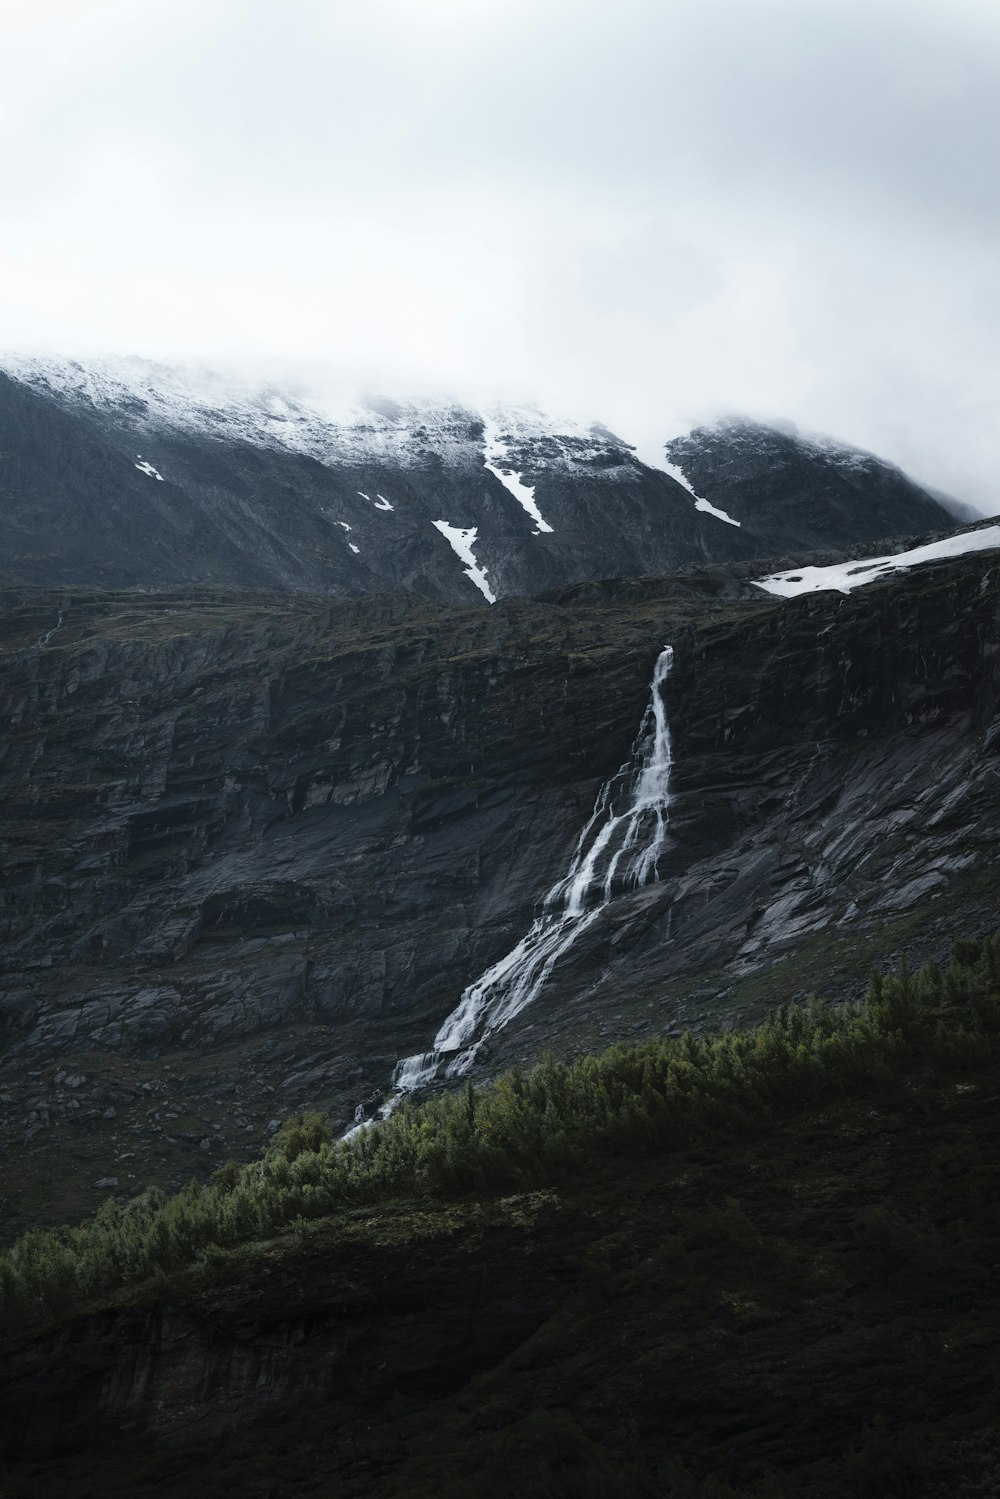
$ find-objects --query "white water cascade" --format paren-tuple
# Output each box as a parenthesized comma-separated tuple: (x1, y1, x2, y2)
(345, 645, 676, 1133)
(36, 609, 64, 648)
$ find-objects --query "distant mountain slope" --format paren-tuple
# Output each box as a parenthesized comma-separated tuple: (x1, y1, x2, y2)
(664, 417, 962, 554)
(0, 358, 959, 600)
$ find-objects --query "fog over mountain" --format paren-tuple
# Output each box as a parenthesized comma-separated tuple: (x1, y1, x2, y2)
(8, 9, 1000, 1490)
(0, 353, 968, 601)
(2, 0, 998, 510)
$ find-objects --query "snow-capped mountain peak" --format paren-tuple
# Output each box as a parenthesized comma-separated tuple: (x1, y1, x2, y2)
(0, 355, 967, 605)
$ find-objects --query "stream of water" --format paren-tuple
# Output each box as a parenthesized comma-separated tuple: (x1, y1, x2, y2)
(349, 644, 675, 1132)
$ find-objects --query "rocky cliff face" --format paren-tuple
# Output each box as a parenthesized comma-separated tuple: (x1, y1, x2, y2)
(665, 417, 965, 552)
(0, 358, 960, 603)
(2, 543, 1000, 1233)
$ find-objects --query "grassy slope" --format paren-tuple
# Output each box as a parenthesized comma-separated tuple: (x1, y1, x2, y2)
(3, 942, 1000, 1496)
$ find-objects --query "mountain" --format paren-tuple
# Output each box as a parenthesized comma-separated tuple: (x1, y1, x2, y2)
(0, 357, 961, 602)
(2, 358, 1000, 1494)
(3, 541, 1000, 1496)
(665, 416, 972, 548)
(3, 531, 1000, 1235)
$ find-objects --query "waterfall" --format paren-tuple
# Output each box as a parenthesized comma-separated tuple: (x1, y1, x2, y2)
(36, 609, 64, 648)
(349, 644, 675, 1131)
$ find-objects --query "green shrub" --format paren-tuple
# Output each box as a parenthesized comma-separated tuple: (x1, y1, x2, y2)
(2, 938, 999, 1342)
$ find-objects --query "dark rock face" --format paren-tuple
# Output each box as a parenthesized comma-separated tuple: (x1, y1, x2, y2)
(0, 360, 958, 603)
(2, 548, 1000, 1232)
(665, 418, 963, 553)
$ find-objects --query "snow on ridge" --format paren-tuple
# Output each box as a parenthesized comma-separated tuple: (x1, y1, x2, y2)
(432, 520, 496, 603)
(0, 355, 486, 472)
(479, 406, 638, 484)
(0, 356, 643, 490)
(795, 427, 890, 474)
(754, 525, 1000, 598)
(691, 414, 891, 477)
(481, 415, 553, 534)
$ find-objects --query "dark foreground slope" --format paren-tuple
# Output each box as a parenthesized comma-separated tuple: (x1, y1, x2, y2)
(3, 543, 1000, 1233)
(2, 949, 1000, 1497)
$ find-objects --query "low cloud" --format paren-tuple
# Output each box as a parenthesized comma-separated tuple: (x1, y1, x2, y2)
(1, 0, 996, 508)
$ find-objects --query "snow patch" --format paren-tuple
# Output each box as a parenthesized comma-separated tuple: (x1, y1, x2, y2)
(431, 520, 496, 603)
(694, 495, 741, 528)
(374, 493, 394, 511)
(661, 457, 699, 497)
(481, 415, 554, 533)
(134, 456, 164, 481)
(754, 525, 1000, 598)
(337, 521, 351, 530)
(631, 435, 741, 527)
(348, 542, 360, 554)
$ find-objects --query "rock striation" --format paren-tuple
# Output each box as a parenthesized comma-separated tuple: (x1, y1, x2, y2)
(2, 538, 1000, 1231)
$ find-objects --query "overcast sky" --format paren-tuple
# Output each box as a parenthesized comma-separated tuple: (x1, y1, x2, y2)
(1, 0, 997, 506)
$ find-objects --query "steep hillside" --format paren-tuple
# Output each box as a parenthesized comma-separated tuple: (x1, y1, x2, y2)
(664, 418, 966, 551)
(2, 949, 1000, 1497)
(2, 535, 1000, 1234)
(0, 358, 960, 600)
